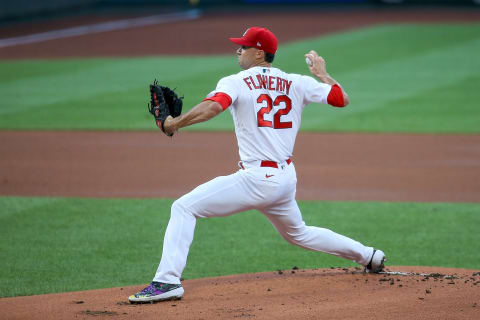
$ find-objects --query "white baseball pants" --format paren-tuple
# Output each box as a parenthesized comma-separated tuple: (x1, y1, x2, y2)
(153, 161, 374, 284)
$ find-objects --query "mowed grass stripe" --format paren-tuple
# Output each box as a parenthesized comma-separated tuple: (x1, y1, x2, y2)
(278, 24, 480, 75)
(318, 74, 480, 133)
(0, 56, 236, 116)
(0, 24, 479, 132)
(299, 32, 480, 131)
(1, 196, 479, 297)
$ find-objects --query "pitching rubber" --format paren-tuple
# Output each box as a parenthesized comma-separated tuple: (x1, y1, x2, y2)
(128, 287, 184, 304)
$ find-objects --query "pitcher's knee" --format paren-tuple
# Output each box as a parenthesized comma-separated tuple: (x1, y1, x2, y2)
(171, 198, 195, 219)
(282, 229, 310, 246)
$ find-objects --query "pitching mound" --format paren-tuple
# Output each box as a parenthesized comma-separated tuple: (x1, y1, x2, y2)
(1, 266, 479, 319)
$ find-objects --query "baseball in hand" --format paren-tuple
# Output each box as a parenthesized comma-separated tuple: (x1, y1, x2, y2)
(305, 57, 313, 67)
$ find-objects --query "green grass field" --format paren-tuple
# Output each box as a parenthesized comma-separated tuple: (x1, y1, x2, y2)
(1, 196, 479, 297)
(1, 23, 479, 298)
(0, 24, 479, 132)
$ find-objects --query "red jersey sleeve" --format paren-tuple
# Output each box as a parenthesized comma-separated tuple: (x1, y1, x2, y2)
(203, 92, 232, 110)
(327, 84, 346, 108)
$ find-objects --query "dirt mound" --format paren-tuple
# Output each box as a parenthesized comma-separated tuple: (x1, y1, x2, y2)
(1, 266, 479, 319)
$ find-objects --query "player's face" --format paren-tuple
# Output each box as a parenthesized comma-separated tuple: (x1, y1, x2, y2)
(236, 46, 257, 70)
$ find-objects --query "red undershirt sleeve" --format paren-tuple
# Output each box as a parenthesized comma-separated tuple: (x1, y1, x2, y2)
(327, 84, 346, 108)
(203, 92, 232, 110)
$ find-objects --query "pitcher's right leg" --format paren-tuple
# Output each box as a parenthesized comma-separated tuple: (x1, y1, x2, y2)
(261, 199, 375, 267)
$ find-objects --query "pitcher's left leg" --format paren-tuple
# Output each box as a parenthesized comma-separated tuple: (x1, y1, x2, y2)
(130, 172, 257, 303)
(153, 172, 255, 284)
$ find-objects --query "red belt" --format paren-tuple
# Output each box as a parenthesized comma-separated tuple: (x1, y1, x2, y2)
(260, 159, 292, 168)
(239, 159, 292, 170)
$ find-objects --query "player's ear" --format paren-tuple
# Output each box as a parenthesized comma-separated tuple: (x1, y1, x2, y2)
(256, 49, 265, 60)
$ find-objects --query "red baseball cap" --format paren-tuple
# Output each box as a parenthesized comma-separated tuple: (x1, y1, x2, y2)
(229, 27, 278, 54)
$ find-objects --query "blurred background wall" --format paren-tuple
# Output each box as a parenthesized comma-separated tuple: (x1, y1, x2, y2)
(0, 0, 478, 22)
(0, 0, 100, 20)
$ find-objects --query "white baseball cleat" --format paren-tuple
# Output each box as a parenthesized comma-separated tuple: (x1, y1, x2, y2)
(365, 249, 386, 273)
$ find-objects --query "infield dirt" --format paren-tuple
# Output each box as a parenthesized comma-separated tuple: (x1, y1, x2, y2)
(1, 131, 479, 203)
(1, 7, 479, 320)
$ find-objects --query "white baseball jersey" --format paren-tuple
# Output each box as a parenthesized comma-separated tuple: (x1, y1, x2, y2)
(208, 66, 332, 163)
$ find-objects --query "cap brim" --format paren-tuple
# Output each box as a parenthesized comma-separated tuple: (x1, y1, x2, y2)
(229, 37, 251, 46)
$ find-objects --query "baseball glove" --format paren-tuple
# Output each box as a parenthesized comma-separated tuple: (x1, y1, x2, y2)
(148, 80, 183, 136)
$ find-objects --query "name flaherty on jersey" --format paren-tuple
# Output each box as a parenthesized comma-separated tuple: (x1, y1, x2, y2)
(209, 66, 330, 108)
(242, 74, 292, 95)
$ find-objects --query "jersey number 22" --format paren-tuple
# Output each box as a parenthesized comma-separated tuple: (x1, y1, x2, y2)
(256, 94, 292, 129)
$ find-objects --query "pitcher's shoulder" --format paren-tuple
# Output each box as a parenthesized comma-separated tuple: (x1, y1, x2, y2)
(217, 73, 242, 85)
(220, 70, 250, 82)
(272, 70, 307, 82)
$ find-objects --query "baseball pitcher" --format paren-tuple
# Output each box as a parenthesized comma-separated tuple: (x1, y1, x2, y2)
(130, 27, 386, 303)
